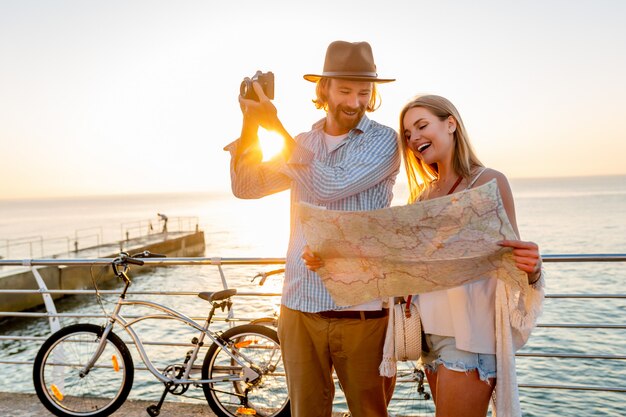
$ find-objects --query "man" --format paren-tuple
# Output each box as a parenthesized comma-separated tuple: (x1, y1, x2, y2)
(225, 40, 400, 417)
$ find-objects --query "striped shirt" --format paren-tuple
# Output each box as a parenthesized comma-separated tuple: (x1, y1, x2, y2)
(225, 115, 400, 312)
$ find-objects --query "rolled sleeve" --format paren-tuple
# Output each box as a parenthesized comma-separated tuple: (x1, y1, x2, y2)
(225, 138, 291, 199)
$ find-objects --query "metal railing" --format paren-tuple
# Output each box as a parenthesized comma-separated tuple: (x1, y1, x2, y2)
(0, 235, 45, 259)
(0, 254, 625, 395)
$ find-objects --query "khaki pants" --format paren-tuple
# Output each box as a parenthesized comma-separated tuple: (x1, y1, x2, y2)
(277, 305, 394, 417)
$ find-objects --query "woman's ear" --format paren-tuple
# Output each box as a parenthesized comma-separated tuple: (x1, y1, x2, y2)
(448, 116, 457, 134)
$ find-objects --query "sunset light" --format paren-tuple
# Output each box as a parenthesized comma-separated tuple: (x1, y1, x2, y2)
(0, 3, 625, 416)
(258, 128, 286, 161)
(1, 2, 625, 199)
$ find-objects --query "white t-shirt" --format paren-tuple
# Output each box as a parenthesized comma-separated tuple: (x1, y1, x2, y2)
(323, 132, 348, 153)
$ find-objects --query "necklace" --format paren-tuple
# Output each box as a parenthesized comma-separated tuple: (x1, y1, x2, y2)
(432, 175, 463, 194)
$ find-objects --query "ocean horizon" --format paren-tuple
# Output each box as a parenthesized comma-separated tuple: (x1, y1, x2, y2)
(2, 174, 625, 259)
(2, 173, 625, 202)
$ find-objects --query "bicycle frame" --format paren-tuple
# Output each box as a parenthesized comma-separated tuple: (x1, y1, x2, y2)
(82, 272, 262, 386)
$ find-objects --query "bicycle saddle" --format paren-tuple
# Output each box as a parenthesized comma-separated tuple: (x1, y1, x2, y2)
(198, 289, 237, 302)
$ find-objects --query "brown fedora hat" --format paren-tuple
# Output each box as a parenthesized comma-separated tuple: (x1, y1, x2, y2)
(303, 40, 395, 83)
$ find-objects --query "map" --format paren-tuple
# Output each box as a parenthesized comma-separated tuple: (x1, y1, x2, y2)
(299, 180, 528, 306)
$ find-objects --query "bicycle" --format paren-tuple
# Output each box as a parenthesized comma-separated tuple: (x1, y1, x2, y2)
(32, 251, 290, 417)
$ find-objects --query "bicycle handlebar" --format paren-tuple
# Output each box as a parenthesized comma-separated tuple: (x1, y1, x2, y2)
(124, 257, 145, 266)
(114, 251, 167, 269)
(252, 268, 285, 286)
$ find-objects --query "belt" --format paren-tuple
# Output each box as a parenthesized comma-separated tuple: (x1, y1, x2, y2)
(317, 308, 388, 320)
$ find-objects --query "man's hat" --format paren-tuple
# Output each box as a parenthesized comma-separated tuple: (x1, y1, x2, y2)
(303, 40, 395, 83)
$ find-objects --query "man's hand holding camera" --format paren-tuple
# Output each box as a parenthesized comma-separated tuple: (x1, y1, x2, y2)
(239, 81, 280, 132)
(239, 71, 281, 132)
(238, 70, 294, 157)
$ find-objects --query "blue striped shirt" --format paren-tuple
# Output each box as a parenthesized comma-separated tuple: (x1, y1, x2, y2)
(225, 115, 400, 312)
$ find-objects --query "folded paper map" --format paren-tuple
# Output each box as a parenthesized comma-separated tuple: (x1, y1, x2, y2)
(299, 179, 528, 306)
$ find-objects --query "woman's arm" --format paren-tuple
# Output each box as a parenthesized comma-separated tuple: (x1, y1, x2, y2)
(473, 169, 543, 284)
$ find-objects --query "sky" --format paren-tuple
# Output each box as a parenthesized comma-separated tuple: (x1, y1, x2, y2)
(1, 0, 625, 200)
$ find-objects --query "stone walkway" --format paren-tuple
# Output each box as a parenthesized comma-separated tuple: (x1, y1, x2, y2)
(0, 392, 215, 417)
(0, 391, 350, 416)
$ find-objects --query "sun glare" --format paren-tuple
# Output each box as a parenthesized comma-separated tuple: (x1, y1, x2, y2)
(258, 128, 285, 161)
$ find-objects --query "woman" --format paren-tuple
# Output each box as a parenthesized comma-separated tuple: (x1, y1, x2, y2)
(304, 95, 544, 417)
(398, 94, 545, 417)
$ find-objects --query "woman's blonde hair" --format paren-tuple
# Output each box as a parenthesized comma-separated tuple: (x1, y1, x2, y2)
(398, 94, 483, 203)
(312, 78, 381, 112)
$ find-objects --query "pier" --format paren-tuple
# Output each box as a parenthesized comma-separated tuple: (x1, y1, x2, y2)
(0, 217, 205, 313)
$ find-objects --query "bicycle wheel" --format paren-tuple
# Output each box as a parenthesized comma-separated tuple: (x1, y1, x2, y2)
(33, 323, 134, 417)
(202, 324, 290, 417)
(389, 361, 434, 417)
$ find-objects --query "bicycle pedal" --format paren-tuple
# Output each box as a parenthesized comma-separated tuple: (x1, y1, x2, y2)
(147, 404, 160, 416)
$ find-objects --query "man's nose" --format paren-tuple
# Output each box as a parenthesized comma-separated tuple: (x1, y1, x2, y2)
(347, 94, 360, 108)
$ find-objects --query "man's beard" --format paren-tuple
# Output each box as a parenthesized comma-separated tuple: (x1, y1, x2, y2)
(328, 104, 366, 132)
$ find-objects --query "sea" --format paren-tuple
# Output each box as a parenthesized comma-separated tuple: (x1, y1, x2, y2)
(1, 174, 625, 417)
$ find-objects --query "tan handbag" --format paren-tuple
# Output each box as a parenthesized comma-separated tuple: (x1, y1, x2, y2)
(393, 296, 422, 361)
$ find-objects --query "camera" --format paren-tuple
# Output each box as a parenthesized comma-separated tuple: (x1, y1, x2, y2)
(240, 70, 274, 101)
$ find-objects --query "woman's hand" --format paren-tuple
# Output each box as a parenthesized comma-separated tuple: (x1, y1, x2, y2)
(498, 239, 542, 284)
(302, 245, 324, 271)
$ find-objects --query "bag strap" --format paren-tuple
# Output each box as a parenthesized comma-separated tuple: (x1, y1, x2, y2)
(447, 175, 463, 194)
(404, 174, 463, 317)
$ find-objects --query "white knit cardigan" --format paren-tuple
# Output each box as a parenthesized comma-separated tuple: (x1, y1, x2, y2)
(380, 272, 545, 417)
(492, 271, 545, 416)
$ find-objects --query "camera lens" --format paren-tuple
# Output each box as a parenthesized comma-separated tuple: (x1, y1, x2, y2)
(240, 79, 250, 98)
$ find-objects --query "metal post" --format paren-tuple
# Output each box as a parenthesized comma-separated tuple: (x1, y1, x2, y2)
(31, 267, 61, 333)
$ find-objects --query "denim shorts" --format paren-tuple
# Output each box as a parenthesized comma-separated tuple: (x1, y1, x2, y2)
(420, 334, 496, 381)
